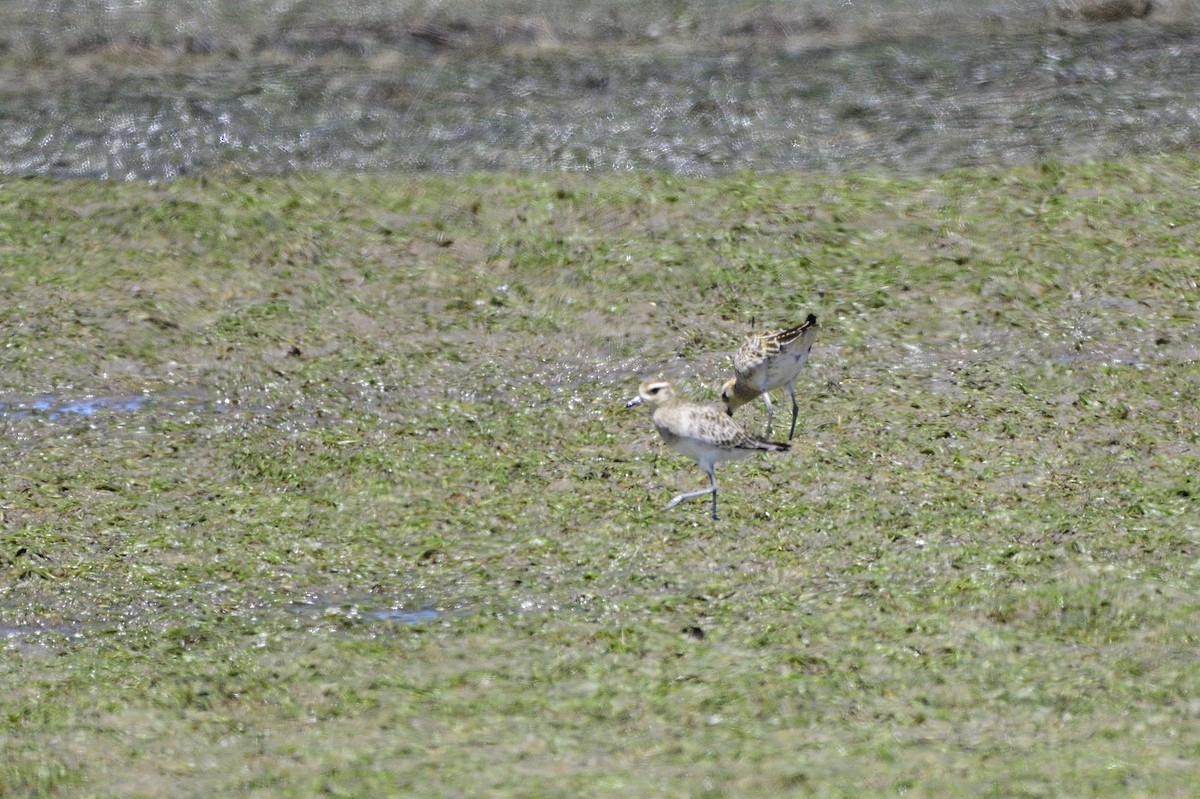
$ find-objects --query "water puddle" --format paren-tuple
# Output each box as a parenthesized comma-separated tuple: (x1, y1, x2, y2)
(1, 624, 86, 638)
(0, 390, 280, 425)
(0, 394, 149, 421)
(287, 599, 443, 626)
(1, 623, 91, 654)
(366, 608, 442, 624)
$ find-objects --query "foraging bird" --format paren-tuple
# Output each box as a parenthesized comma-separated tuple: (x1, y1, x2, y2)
(720, 313, 819, 440)
(626, 379, 790, 520)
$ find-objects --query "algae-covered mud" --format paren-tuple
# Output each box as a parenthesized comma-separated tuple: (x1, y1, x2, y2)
(2, 161, 1199, 796)
(3, 2, 1200, 796)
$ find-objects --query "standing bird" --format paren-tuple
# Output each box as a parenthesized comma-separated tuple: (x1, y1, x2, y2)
(626, 379, 790, 520)
(720, 313, 819, 440)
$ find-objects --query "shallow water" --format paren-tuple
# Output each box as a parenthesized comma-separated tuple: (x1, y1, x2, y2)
(367, 608, 442, 624)
(1, 623, 86, 639)
(0, 391, 271, 423)
(0, 395, 148, 421)
(0, 3, 1194, 179)
(287, 599, 444, 625)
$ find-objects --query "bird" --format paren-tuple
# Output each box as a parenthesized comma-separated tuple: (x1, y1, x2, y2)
(720, 313, 819, 440)
(626, 379, 790, 520)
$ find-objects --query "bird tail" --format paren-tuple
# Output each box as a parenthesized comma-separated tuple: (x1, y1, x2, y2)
(745, 438, 790, 453)
(776, 314, 819, 347)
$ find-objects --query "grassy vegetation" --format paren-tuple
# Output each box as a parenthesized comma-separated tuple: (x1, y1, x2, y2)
(2, 156, 1199, 797)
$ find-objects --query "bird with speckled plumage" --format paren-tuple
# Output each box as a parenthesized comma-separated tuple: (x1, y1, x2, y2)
(626, 379, 790, 520)
(720, 313, 819, 440)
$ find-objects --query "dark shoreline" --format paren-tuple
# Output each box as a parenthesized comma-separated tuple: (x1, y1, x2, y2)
(0, 5, 1194, 180)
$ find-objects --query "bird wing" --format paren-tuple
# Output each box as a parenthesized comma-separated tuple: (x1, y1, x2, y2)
(685, 404, 789, 452)
(732, 316, 818, 377)
(732, 334, 771, 377)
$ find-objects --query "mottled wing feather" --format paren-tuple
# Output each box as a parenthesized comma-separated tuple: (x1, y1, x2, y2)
(671, 404, 788, 452)
(732, 318, 818, 380)
(693, 405, 752, 449)
(731, 334, 770, 377)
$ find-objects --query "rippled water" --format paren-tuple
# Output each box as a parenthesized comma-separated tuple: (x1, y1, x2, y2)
(0, 1, 1194, 180)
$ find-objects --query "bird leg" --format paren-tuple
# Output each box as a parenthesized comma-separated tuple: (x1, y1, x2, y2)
(787, 382, 799, 440)
(761, 391, 776, 438)
(664, 485, 714, 510)
(664, 468, 720, 520)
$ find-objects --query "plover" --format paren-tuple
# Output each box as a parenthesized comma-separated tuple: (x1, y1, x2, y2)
(720, 313, 819, 440)
(626, 379, 790, 520)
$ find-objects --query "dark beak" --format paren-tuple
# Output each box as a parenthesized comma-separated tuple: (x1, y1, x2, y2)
(625, 397, 643, 409)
